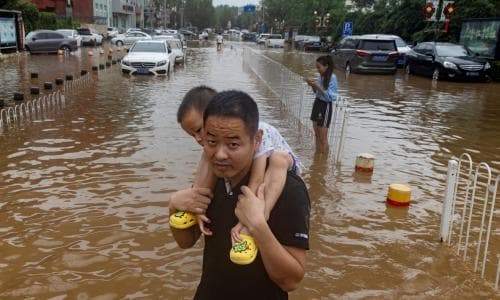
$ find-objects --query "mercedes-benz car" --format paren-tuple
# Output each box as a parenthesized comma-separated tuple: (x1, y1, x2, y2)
(121, 40, 175, 76)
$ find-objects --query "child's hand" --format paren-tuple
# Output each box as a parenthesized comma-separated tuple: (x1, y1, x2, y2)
(230, 222, 245, 244)
(306, 79, 315, 86)
(197, 214, 212, 236)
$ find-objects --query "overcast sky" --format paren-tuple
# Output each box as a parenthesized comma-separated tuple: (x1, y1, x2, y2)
(213, 0, 259, 7)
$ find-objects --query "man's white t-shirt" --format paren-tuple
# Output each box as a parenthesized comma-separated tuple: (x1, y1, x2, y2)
(216, 35, 223, 43)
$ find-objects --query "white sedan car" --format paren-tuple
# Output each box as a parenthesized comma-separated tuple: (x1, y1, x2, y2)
(121, 40, 175, 76)
(112, 31, 151, 47)
(153, 36, 185, 64)
(57, 29, 82, 47)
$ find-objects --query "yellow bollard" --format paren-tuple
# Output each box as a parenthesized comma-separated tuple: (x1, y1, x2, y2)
(88, 50, 94, 56)
(57, 49, 64, 56)
(387, 184, 411, 206)
(108, 47, 113, 54)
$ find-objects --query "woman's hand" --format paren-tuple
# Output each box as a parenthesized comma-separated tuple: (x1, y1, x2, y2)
(306, 78, 316, 87)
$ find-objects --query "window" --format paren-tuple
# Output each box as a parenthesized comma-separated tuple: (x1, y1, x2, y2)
(47, 32, 63, 39)
(360, 40, 396, 51)
(130, 42, 166, 53)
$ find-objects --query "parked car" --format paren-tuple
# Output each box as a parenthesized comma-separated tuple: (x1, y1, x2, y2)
(107, 27, 119, 39)
(331, 35, 399, 74)
(56, 29, 82, 47)
(126, 28, 142, 33)
(362, 34, 411, 66)
(112, 31, 152, 47)
(265, 34, 285, 48)
(25, 30, 78, 53)
(153, 35, 186, 64)
(302, 36, 322, 51)
(77, 28, 103, 45)
(405, 42, 492, 81)
(257, 33, 271, 44)
(166, 39, 185, 64)
(121, 40, 175, 76)
(242, 32, 258, 42)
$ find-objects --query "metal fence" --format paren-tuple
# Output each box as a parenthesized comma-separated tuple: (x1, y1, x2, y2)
(440, 153, 500, 289)
(242, 47, 349, 162)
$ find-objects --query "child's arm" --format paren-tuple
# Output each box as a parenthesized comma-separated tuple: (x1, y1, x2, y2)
(262, 150, 291, 220)
(247, 155, 267, 194)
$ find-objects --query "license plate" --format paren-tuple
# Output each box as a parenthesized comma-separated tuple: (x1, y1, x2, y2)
(466, 72, 479, 76)
(136, 68, 149, 75)
(372, 55, 387, 62)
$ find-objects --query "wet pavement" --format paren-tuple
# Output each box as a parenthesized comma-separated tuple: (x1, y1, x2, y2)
(0, 41, 500, 299)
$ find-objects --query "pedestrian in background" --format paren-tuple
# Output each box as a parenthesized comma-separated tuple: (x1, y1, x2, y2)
(306, 55, 338, 153)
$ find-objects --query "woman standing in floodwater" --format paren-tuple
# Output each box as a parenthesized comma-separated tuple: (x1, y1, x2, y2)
(307, 55, 338, 153)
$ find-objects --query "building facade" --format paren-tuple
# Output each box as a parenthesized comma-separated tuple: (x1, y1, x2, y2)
(92, 0, 109, 25)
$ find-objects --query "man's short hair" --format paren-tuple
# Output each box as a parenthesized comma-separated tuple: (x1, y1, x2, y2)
(203, 90, 259, 137)
(177, 86, 217, 123)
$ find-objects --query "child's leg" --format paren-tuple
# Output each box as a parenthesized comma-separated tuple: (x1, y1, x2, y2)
(194, 152, 216, 236)
(263, 150, 293, 220)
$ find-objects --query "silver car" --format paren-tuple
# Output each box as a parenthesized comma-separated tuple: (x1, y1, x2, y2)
(331, 35, 399, 74)
(25, 30, 78, 54)
(112, 31, 152, 47)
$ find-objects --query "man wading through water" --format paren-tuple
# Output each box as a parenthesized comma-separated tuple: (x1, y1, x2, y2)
(168, 90, 311, 299)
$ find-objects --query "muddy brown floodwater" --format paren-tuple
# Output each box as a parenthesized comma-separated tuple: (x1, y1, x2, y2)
(1, 42, 500, 299)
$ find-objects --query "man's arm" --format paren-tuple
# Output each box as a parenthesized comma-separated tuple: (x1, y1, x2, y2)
(235, 186, 307, 292)
(250, 220, 306, 291)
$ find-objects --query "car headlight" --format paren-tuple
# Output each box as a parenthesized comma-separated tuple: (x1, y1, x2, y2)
(157, 60, 167, 66)
(443, 61, 458, 70)
(122, 59, 130, 66)
(484, 62, 491, 70)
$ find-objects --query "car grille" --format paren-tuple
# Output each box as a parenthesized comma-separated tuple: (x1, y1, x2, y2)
(131, 62, 156, 68)
(460, 65, 482, 71)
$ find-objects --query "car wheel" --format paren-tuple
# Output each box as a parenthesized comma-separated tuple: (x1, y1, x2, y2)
(60, 45, 71, 53)
(405, 63, 413, 75)
(432, 68, 440, 81)
(346, 63, 351, 75)
(116, 41, 123, 47)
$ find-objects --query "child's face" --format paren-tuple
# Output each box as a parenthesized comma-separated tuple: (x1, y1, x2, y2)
(180, 108, 204, 146)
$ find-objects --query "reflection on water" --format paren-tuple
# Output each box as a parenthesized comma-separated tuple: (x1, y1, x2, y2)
(0, 42, 499, 298)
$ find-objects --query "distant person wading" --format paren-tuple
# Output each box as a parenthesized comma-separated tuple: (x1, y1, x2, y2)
(306, 55, 338, 153)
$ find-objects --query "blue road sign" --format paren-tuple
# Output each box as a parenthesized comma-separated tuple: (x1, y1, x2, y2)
(342, 21, 353, 37)
(243, 5, 256, 13)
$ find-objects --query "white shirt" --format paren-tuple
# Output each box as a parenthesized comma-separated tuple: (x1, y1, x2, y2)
(255, 122, 303, 174)
(216, 35, 223, 43)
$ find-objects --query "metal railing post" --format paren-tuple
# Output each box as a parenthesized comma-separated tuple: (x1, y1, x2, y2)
(440, 159, 459, 242)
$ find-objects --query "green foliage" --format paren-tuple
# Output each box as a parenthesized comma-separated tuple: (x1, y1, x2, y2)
(1, 0, 79, 33)
(185, 0, 215, 30)
(262, 0, 500, 43)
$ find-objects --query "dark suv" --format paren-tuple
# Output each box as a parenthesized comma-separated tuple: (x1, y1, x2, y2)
(331, 35, 399, 74)
(25, 30, 77, 54)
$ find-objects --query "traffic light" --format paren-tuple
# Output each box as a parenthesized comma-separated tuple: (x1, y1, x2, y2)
(423, 2, 435, 19)
(443, 2, 456, 18)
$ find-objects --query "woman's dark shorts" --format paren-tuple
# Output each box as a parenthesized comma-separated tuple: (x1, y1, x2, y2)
(310, 98, 333, 128)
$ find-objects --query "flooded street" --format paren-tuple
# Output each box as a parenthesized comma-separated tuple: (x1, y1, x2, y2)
(1, 42, 500, 299)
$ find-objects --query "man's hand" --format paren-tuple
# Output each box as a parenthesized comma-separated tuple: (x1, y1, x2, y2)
(169, 188, 213, 215)
(235, 184, 266, 234)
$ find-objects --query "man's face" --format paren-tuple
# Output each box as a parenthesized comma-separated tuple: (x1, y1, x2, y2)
(203, 116, 261, 182)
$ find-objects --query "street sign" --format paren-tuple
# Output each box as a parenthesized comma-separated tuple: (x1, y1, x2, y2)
(342, 21, 353, 37)
(243, 5, 256, 13)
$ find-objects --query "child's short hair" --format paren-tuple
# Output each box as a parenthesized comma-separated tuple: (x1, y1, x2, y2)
(177, 86, 217, 123)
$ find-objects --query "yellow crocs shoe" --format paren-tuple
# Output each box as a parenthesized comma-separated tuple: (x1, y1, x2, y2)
(230, 234, 258, 265)
(169, 211, 197, 229)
